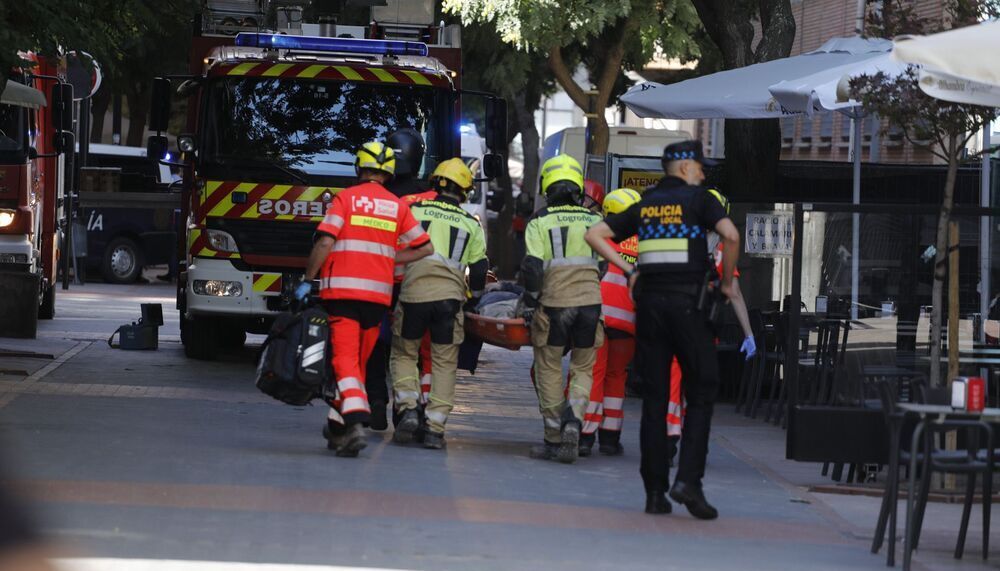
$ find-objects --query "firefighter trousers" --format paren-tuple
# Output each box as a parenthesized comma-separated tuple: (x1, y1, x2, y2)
(390, 299, 463, 434)
(583, 330, 634, 436)
(530, 304, 603, 443)
(325, 300, 385, 426)
(634, 291, 719, 493)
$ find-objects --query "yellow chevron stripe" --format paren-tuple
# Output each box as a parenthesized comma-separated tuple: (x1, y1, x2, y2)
(253, 274, 280, 292)
(241, 184, 293, 218)
(198, 247, 213, 257)
(297, 64, 326, 78)
(401, 70, 432, 86)
(334, 66, 364, 81)
(227, 63, 259, 76)
(208, 182, 257, 217)
(368, 68, 397, 83)
(261, 63, 294, 77)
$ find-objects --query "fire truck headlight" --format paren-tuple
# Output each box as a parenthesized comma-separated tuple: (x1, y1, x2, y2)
(178, 135, 196, 153)
(0, 209, 15, 228)
(193, 280, 243, 297)
(206, 229, 239, 253)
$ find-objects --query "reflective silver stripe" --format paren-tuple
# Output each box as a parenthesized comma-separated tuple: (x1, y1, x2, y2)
(341, 396, 369, 413)
(549, 227, 564, 258)
(603, 397, 625, 410)
(583, 420, 600, 433)
(602, 272, 629, 287)
(544, 417, 561, 428)
(301, 342, 326, 367)
(338, 376, 363, 393)
(426, 410, 448, 425)
(668, 402, 684, 417)
(544, 256, 598, 269)
(394, 390, 420, 401)
(638, 251, 689, 265)
(323, 213, 345, 231)
(603, 306, 636, 324)
(667, 422, 682, 436)
(320, 277, 393, 296)
(428, 252, 463, 270)
(401, 226, 426, 243)
(602, 417, 623, 430)
(585, 401, 601, 414)
(451, 230, 468, 262)
(333, 239, 395, 258)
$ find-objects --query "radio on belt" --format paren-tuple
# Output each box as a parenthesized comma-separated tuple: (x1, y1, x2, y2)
(951, 376, 986, 412)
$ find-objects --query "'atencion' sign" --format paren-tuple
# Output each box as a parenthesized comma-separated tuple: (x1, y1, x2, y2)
(745, 212, 793, 257)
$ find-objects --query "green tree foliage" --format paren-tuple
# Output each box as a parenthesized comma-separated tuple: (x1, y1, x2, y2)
(444, 0, 702, 155)
(851, 0, 999, 386)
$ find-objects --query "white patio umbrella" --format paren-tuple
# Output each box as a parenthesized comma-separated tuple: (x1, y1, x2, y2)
(892, 20, 1000, 107)
(768, 53, 909, 319)
(621, 36, 892, 119)
(621, 36, 894, 320)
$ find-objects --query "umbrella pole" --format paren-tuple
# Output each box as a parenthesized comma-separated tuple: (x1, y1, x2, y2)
(981, 126, 992, 342)
(851, 114, 861, 321)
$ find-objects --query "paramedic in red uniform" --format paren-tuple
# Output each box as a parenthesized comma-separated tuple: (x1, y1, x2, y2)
(299, 141, 433, 457)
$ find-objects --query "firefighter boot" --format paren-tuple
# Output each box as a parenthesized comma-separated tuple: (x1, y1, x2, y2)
(557, 408, 581, 464)
(669, 482, 719, 520)
(529, 442, 560, 460)
(578, 433, 596, 457)
(335, 422, 368, 458)
(393, 409, 420, 444)
(598, 429, 624, 456)
(423, 430, 446, 450)
(645, 489, 672, 515)
(369, 401, 388, 431)
(322, 420, 345, 451)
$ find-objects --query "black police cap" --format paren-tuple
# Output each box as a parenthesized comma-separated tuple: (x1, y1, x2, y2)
(662, 140, 718, 166)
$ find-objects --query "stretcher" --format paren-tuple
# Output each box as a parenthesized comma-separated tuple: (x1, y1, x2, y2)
(464, 312, 531, 351)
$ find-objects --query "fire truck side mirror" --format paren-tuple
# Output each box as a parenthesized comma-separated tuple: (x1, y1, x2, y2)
(50, 83, 74, 152)
(146, 135, 169, 161)
(484, 97, 507, 154)
(482, 153, 504, 181)
(149, 78, 172, 133)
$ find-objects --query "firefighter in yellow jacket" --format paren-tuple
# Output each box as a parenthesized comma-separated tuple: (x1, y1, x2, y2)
(390, 159, 488, 450)
(519, 155, 604, 464)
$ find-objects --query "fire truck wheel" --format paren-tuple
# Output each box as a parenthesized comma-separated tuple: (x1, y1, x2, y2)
(39, 284, 56, 320)
(102, 237, 144, 284)
(219, 325, 247, 351)
(182, 315, 219, 360)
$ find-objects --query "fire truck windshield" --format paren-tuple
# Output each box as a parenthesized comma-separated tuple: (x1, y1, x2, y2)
(201, 76, 447, 180)
(0, 104, 26, 157)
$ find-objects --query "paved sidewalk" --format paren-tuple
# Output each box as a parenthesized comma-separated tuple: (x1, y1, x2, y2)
(0, 283, 992, 570)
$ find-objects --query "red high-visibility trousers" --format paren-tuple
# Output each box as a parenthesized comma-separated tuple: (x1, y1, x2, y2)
(329, 314, 380, 425)
(667, 357, 685, 436)
(583, 335, 635, 435)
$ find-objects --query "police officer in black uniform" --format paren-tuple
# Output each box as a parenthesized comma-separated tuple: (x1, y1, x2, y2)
(585, 140, 741, 519)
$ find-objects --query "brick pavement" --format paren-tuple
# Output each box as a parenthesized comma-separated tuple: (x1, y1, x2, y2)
(0, 286, 985, 570)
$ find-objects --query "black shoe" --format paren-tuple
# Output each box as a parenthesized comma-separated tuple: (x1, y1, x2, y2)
(644, 490, 672, 514)
(423, 430, 446, 450)
(369, 402, 388, 431)
(335, 423, 367, 458)
(322, 422, 343, 451)
(392, 409, 419, 444)
(598, 429, 624, 456)
(599, 442, 624, 456)
(578, 433, 595, 457)
(669, 482, 718, 520)
(557, 420, 581, 464)
(529, 442, 560, 460)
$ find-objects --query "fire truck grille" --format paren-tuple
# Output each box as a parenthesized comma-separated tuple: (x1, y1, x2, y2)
(207, 218, 315, 258)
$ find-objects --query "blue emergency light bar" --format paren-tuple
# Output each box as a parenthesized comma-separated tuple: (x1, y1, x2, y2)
(234, 33, 428, 57)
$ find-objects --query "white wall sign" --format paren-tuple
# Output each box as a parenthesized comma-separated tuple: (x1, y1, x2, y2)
(745, 211, 793, 257)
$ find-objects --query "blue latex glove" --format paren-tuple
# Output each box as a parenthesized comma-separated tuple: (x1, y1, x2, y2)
(740, 336, 757, 360)
(294, 282, 312, 302)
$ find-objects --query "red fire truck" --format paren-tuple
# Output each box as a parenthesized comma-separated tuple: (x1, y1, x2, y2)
(153, 21, 506, 359)
(0, 55, 72, 338)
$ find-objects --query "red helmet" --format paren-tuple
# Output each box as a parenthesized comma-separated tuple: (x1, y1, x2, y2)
(583, 179, 605, 210)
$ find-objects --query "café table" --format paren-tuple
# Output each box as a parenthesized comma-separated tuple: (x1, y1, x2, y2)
(875, 402, 999, 568)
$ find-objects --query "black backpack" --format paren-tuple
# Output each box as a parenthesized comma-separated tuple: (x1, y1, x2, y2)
(255, 306, 333, 406)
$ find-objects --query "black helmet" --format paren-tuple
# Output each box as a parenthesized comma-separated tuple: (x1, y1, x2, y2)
(387, 128, 425, 178)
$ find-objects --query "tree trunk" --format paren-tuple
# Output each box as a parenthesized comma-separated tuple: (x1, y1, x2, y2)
(692, 0, 795, 196)
(929, 134, 960, 387)
(125, 82, 150, 147)
(89, 87, 111, 144)
(515, 90, 541, 198)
